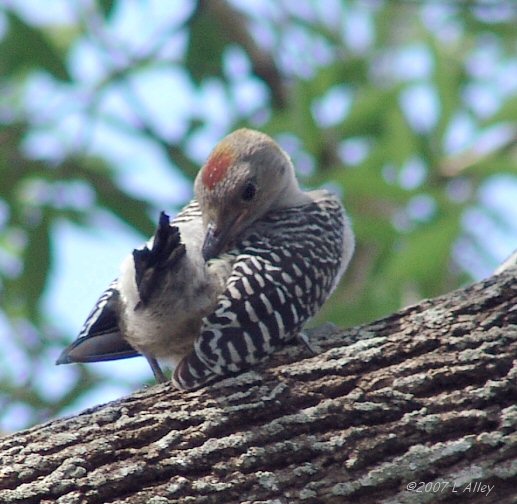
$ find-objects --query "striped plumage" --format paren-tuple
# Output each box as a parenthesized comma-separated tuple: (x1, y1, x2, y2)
(174, 194, 350, 388)
(57, 129, 354, 390)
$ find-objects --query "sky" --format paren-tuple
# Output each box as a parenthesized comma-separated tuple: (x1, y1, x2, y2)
(1, 0, 517, 430)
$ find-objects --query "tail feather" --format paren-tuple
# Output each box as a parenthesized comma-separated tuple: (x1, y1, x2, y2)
(56, 331, 139, 364)
(172, 351, 216, 390)
(57, 282, 140, 365)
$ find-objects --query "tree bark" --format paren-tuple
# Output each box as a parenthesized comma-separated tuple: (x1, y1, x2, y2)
(1, 267, 516, 504)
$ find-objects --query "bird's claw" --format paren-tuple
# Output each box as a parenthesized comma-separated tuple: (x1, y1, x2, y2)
(297, 331, 318, 355)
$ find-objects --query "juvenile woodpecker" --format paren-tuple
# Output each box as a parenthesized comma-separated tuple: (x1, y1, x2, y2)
(57, 129, 355, 389)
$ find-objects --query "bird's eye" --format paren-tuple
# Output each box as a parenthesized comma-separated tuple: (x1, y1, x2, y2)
(241, 182, 256, 201)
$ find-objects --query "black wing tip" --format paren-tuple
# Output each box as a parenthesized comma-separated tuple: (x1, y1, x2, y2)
(158, 212, 180, 235)
(133, 214, 183, 271)
(56, 338, 86, 366)
(133, 247, 152, 280)
(56, 333, 140, 365)
(55, 351, 71, 365)
(159, 211, 171, 229)
(133, 214, 186, 304)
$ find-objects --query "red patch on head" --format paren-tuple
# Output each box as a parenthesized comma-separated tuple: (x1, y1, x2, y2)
(202, 144, 235, 190)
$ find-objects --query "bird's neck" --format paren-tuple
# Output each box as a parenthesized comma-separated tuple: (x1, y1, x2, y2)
(271, 177, 312, 210)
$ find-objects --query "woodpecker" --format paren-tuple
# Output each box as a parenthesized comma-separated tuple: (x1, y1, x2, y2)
(57, 129, 355, 389)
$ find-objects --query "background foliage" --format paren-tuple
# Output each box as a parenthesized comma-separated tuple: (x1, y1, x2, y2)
(1, 0, 516, 430)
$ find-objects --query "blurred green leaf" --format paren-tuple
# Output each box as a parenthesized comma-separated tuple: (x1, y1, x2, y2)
(430, 37, 465, 142)
(340, 87, 400, 138)
(75, 159, 156, 236)
(97, 0, 116, 19)
(185, 4, 229, 82)
(382, 106, 416, 167)
(0, 13, 70, 81)
(19, 216, 51, 320)
(384, 213, 461, 295)
(467, 149, 517, 178)
(483, 95, 517, 125)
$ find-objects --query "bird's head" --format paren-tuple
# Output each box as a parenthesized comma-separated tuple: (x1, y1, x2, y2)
(194, 128, 303, 261)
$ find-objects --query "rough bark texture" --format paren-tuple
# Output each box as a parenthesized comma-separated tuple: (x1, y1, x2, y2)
(1, 268, 516, 504)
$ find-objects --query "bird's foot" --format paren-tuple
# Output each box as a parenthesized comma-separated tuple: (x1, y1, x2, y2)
(145, 355, 168, 383)
(296, 331, 318, 355)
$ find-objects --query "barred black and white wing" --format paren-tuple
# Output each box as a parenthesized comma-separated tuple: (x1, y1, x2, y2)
(173, 196, 350, 389)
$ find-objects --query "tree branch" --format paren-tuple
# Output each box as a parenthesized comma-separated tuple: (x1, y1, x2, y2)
(197, 0, 287, 109)
(1, 267, 516, 503)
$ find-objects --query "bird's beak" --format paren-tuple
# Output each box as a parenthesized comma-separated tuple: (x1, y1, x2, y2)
(202, 213, 246, 262)
(202, 223, 224, 261)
